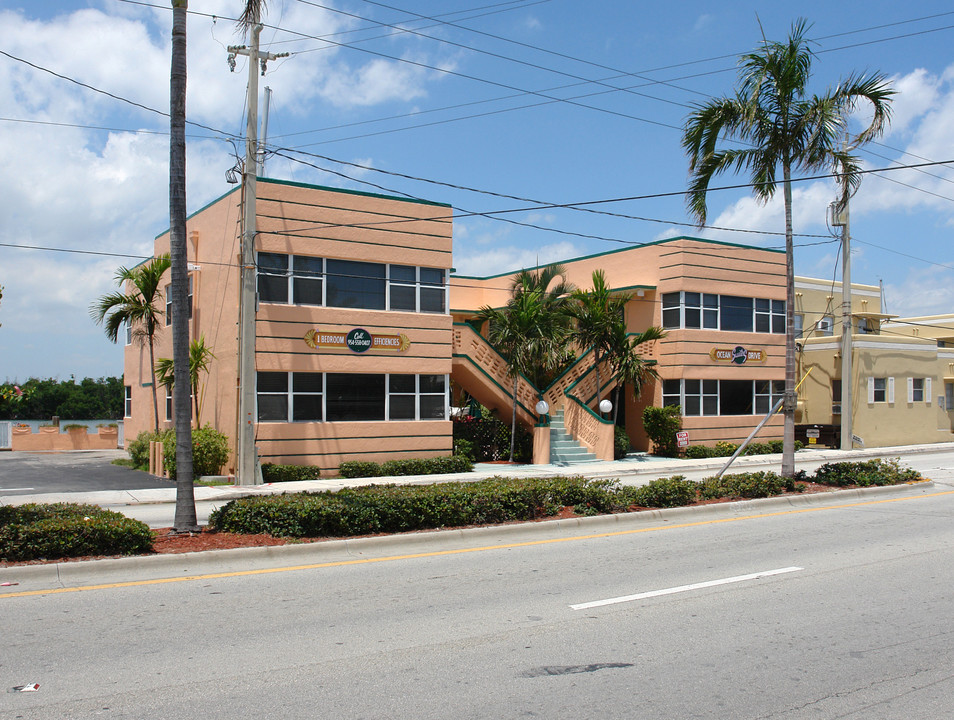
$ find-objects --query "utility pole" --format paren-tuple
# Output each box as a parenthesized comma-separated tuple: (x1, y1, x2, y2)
(832, 196, 853, 451)
(228, 20, 285, 486)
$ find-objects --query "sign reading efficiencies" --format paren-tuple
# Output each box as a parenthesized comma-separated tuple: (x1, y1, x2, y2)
(304, 328, 411, 353)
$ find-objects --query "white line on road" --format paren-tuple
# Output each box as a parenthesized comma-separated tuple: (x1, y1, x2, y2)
(570, 566, 803, 610)
(0, 488, 35, 493)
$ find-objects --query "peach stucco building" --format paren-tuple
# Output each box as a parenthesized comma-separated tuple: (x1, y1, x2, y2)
(121, 177, 954, 477)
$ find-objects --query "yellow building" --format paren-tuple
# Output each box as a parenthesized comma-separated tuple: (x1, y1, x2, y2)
(795, 277, 954, 448)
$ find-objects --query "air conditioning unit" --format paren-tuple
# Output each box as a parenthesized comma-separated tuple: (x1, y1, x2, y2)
(832, 403, 842, 415)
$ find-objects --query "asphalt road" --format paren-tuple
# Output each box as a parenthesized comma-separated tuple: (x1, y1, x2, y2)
(2, 480, 952, 718)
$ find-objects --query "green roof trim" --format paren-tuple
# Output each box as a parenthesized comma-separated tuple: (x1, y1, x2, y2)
(259, 176, 452, 209)
(451, 235, 784, 280)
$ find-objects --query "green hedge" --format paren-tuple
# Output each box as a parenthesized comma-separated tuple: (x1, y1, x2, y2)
(813, 458, 920, 487)
(0, 503, 153, 562)
(338, 455, 474, 479)
(209, 476, 623, 537)
(261, 464, 322, 483)
(211, 458, 923, 540)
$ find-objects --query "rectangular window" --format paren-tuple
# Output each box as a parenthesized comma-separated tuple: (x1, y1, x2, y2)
(326, 373, 386, 421)
(684, 292, 701, 329)
(419, 268, 446, 313)
(832, 379, 842, 415)
(720, 296, 753, 332)
(292, 372, 323, 421)
(388, 265, 417, 312)
(872, 377, 887, 403)
(165, 386, 173, 422)
(326, 260, 386, 310)
(124, 386, 132, 418)
(662, 379, 681, 408)
(293, 255, 323, 306)
(946, 382, 954, 411)
(756, 299, 786, 334)
(257, 371, 289, 421)
(703, 294, 719, 329)
(794, 314, 804, 339)
(755, 380, 785, 414)
(662, 293, 681, 329)
(125, 322, 133, 346)
(258, 252, 289, 304)
(908, 377, 927, 403)
(164, 277, 193, 326)
(720, 379, 754, 415)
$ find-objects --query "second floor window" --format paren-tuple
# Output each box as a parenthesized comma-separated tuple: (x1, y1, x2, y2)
(662, 291, 784, 334)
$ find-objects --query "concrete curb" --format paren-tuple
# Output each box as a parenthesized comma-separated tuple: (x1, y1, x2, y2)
(0, 480, 934, 591)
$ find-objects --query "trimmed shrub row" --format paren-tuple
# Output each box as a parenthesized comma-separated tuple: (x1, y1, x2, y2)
(209, 459, 922, 539)
(261, 464, 323, 483)
(0, 503, 153, 562)
(684, 439, 804, 459)
(338, 455, 474, 479)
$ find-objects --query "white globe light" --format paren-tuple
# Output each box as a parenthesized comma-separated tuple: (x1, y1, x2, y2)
(535, 400, 549, 415)
(599, 399, 613, 413)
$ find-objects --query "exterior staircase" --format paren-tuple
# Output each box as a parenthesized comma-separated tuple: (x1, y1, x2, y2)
(548, 409, 599, 465)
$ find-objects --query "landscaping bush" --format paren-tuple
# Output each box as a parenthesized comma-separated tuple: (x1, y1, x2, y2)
(624, 475, 699, 508)
(700, 471, 789, 500)
(0, 503, 153, 562)
(339, 455, 474, 479)
(209, 476, 620, 538)
(684, 445, 716, 459)
(453, 416, 531, 462)
(812, 458, 920, 487)
(742, 442, 773, 455)
(127, 430, 157, 470)
(642, 405, 682, 457)
(453, 437, 476, 460)
(614, 426, 631, 459)
(161, 425, 230, 480)
(261, 464, 322, 483)
(714, 440, 739, 457)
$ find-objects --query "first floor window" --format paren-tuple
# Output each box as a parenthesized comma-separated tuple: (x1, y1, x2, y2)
(124, 386, 132, 418)
(907, 377, 930, 404)
(755, 380, 785, 414)
(663, 378, 784, 417)
(258, 372, 446, 422)
(946, 382, 954, 410)
(868, 377, 894, 404)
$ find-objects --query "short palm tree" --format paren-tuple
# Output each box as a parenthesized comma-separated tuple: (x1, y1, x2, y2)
(569, 270, 632, 412)
(90, 254, 171, 432)
(155, 335, 217, 427)
(477, 265, 574, 461)
(608, 323, 666, 424)
(682, 18, 893, 477)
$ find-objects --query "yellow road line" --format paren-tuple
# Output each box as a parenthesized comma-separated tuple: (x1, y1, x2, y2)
(3, 486, 950, 600)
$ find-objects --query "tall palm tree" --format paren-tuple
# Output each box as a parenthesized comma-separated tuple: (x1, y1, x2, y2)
(477, 265, 574, 461)
(169, 0, 198, 531)
(155, 335, 217, 428)
(608, 324, 666, 424)
(569, 270, 632, 412)
(90, 254, 171, 432)
(682, 18, 893, 477)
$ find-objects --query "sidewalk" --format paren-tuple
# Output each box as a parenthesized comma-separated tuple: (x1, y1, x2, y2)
(2, 441, 950, 511)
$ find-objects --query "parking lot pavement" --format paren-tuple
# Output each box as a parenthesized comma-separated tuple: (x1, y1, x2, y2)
(0, 449, 174, 495)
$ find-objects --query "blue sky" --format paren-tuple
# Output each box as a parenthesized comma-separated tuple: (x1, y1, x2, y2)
(1, 1, 953, 381)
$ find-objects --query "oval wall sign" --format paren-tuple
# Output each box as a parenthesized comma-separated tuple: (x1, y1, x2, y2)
(346, 328, 373, 353)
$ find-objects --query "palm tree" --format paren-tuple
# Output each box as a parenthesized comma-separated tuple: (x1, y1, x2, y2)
(477, 265, 574, 461)
(682, 18, 893, 477)
(168, 0, 198, 532)
(569, 270, 632, 412)
(90, 254, 171, 432)
(608, 324, 666, 424)
(155, 335, 217, 428)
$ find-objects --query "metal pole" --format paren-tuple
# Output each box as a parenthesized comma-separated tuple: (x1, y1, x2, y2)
(236, 20, 262, 486)
(840, 199, 853, 450)
(259, 86, 271, 173)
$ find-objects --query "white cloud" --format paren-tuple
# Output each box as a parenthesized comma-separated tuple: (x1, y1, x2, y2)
(883, 264, 954, 317)
(453, 240, 578, 276)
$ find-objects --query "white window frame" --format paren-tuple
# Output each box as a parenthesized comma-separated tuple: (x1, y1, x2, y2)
(907, 377, 931, 404)
(124, 386, 132, 418)
(868, 377, 894, 404)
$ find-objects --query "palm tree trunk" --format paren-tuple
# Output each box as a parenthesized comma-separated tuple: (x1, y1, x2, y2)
(170, 0, 198, 532)
(148, 336, 159, 433)
(509, 376, 518, 462)
(781, 160, 796, 479)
